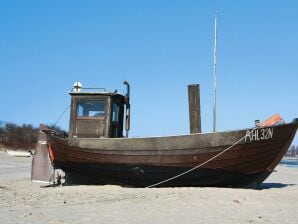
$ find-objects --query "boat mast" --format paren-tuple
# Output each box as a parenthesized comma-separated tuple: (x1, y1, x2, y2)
(213, 11, 218, 133)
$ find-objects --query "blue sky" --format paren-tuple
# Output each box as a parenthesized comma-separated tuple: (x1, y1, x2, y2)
(0, 1, 297, 143)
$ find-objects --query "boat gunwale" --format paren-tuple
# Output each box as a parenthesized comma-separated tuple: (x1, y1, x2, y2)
(47, 122, 297, 153)
(67, 121, 297, 140)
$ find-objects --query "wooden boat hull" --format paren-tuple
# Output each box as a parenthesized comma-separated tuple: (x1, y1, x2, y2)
(54, 162, 271, 188)
(46, 122, 297, 188)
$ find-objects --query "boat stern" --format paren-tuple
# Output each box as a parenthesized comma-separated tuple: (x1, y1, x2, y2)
(31, 124, 54, 183)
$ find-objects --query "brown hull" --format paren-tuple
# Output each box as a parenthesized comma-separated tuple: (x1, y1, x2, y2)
(46, 122, 297, 188)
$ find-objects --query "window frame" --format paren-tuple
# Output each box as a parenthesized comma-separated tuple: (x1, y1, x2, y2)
(75, 99, 107, 120)
(112, 102, 119, 123)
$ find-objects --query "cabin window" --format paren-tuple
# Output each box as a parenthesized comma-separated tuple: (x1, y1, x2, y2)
(112, 103, 119, 122)
(76, 100, 105, 117)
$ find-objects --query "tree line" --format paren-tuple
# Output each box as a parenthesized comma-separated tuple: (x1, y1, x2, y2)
(0, 121, 66, 149)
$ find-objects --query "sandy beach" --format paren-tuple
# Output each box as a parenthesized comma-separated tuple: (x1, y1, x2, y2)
(1, 151, 298, 224)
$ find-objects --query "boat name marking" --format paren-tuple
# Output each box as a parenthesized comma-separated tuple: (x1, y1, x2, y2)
(244, 127, 273, 142)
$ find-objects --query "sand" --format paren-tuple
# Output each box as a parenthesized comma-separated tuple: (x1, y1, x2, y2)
(1, 151, 298, 224)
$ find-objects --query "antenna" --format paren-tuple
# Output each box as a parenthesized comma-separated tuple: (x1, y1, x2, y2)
(213, 11, 218, 132)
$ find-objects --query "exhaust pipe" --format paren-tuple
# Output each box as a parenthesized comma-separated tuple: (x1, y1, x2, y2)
(123, 81, 130, 137)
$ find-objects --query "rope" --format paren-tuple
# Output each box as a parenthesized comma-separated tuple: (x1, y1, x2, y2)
(53, 105, 71, 127)
(146, 131, 251, 188)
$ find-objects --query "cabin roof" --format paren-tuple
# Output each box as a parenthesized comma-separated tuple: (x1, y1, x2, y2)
(69, 89, 124, 97)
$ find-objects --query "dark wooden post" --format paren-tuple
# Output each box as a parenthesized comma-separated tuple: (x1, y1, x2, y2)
(188, 84, 201, 134)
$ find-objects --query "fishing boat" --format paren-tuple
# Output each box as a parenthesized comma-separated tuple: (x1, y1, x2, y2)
(31, 82, 298, 188)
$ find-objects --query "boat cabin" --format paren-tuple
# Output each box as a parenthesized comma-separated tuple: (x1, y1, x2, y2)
(68, 82, 130, 138)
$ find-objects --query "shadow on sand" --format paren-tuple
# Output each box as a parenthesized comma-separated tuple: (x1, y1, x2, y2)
(258, 183, 295, 190)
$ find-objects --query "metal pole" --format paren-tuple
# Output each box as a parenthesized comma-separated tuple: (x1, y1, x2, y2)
(213, 12, 218, 132)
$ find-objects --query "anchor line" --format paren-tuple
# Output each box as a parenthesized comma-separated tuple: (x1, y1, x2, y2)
(146, 129, 255, 188)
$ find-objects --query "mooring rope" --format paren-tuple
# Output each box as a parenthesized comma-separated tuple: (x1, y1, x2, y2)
(53, 105, 71, 127)
(146, 131, 252, 188)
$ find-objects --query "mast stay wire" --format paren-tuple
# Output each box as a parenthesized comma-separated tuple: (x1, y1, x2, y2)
(53, 105, 71, 127)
